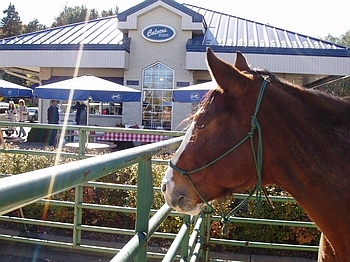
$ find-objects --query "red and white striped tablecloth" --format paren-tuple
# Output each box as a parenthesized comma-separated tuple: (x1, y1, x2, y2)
(96, 132, 165, 143)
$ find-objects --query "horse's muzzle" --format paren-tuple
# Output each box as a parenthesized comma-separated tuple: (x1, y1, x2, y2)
(161, 179, 203, 215)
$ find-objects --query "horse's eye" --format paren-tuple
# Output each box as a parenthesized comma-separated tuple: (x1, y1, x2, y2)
(195, 123, 205, 129)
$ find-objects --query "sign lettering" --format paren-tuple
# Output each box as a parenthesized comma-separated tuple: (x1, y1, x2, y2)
(142, 24, 176, 43)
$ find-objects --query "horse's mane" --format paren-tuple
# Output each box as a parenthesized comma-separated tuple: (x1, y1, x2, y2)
(212, 69, 349, 132)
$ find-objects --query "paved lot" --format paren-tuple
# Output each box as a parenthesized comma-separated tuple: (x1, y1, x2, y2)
(0, 238, 316, 262)
(0, 240, 113, 261)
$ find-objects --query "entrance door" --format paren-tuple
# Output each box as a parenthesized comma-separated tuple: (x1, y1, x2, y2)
(142, 63, 173, 130)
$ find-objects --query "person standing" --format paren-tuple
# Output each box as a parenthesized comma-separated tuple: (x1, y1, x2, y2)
(17, 99, 28, 137)
(162, 106, 171, 130)
(78, 104, 87, 125)
(6, 101, 17, 122)
(5, 101, 18, 136)
(74, 101, 82, 125)
(74, 101, 87, 125)
(47, 100, 59, 146)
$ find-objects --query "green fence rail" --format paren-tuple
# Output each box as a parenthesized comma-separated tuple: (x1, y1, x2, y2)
(0, 121, 319, 261)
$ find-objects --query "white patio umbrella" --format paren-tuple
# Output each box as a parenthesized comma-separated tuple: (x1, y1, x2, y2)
(35, 74, 141, 125)
(35, 74, 140, 102)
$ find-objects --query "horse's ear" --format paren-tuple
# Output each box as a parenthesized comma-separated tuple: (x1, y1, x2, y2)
(206, 47, 251, 97)
(234, 51, 251, 71)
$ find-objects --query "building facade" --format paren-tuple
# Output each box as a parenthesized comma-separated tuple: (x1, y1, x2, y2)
(0, 0, 349, 130)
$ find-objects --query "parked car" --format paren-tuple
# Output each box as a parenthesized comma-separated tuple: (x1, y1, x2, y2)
(0, 102, 10, 122)
(27, 107, 38, 122)
(0, 113, 8, 122)
(0, 102, 9, 110)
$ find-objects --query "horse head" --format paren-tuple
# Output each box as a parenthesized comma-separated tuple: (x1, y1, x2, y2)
(162, 48, 268, 215)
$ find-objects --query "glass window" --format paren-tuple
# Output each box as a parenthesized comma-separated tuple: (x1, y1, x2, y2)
(142, 63, 173, 130)
(58, 101, 122, 115)
(99, 102, 123, 115)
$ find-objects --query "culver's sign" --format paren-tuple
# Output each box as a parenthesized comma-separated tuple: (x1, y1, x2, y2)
(111, 93, 122, 101)
(142, 24, 176, 43)
(190, 93, 201, 101)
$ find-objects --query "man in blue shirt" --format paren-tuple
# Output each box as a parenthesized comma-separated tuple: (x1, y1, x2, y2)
(47, 100, 59, 146)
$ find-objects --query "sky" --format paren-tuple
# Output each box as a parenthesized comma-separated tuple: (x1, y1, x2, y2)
(4, 0, 349, 38)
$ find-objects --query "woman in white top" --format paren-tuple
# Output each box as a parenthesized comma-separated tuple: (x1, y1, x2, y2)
(6, 101, 18, 135)
(6, 101, 17, 122)
(17, 99, 28, 137)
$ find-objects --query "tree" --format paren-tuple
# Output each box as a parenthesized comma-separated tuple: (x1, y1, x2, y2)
(323, 30, 350, 47)
(317, 31, 350, 96)
(23, 18, 47, 34)
(101, 9, 114, 18)
(101, 6, 119, 17)
(1, 72, 28, 87)
(0, 3, 22, 38)
(51, 5, 99, 27)
(339, 30, 350, 47)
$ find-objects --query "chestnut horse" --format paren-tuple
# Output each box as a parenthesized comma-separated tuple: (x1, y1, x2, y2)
(162, 48, 350, 261)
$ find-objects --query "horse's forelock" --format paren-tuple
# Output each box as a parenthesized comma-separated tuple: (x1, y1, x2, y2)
(176, 90, 218, 132)
(197, 89, 220, 112)
(253, 68, 282, 83)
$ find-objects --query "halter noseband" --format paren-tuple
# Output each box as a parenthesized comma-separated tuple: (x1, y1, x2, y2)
(169, 76, 270, 234)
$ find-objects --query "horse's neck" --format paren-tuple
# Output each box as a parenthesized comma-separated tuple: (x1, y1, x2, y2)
(261, 85, 350, 248)
(265, 85, 350, 191)
(259, 84, 350, 254)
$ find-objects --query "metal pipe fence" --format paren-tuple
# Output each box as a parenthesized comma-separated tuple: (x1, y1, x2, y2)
(0, 121, 319, 261)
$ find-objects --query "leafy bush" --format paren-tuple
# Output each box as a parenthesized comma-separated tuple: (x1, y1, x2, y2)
(26, 127, 48, 143)
(0, 148, 75, 175)
(207, 186, 320, 255)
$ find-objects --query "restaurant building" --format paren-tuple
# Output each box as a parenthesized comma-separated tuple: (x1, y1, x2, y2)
(0, 0, 349, 130)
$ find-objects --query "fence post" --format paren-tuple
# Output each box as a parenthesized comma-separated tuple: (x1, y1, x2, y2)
(73, 185, 83, 248)
(202, 208, 211, 261)
(198, 212, 205, 260)
(181, 215, 190, 259)
(78, 128, 86, 158)
(135, 158, 153, 262)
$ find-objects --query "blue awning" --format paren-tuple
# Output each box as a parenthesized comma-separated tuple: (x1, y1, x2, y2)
(0, 80, 33, 98)
(173, 81, 216, 102)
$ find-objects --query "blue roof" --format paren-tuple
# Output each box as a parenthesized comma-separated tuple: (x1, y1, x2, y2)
(0, 0, 348, 57)
(183, 4, 349, 57)
(117, 0, 204, 23)
(0, 16, 130, 51)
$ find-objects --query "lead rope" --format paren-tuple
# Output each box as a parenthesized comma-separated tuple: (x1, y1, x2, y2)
(170, 77, 270, 235)
(250, 76, 267, 214)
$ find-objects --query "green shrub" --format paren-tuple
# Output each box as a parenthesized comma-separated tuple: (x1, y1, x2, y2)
(27, 127, 48, 143)
(207, 186, 320, 252)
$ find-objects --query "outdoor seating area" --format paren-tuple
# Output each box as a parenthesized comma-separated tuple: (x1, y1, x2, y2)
(96, 131, 165, 143)
(0, 120, 170, 157)
(64, 142, 115, 153)
(1, 127, 24, 144)
(2, 136, 24, 144)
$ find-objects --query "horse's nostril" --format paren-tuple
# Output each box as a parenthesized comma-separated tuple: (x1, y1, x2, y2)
(161, 183, 166, 193)
(177, 195, 185, 204)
